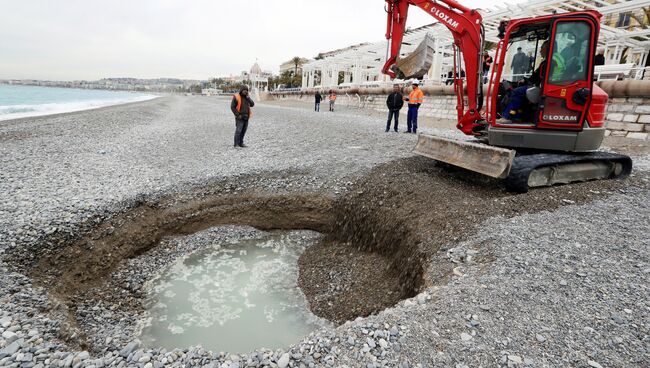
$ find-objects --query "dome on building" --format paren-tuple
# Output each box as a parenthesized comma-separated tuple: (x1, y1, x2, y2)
(250, 62, 262, 75)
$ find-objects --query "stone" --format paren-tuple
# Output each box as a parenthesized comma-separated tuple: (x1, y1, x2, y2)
(610, 104, 636, 113)
(635, 105, 650, 114)
(606, 121, 625, 130)
(277, 353, 290, 368)
(63, 355, 73, 367)
(378, 339, 388, 349)
(625, 123, 645, 131)
(1, 331, 18, 344)
(587, 360, 603, 368)
(367, 338, 376, 348)
(626, 132, 648, 140)
(460, 333, 472, 341)
(535, 334, 546, 343)
(606, 112, 624, 121)
(78, 351, 90, 360)
(611, 314, 625, 324)
(638, 114, 650, 123)
(0, 317, 11, 328)
(508, 355, 522, 364)
(119, 341, 140, 358)
(622, 114, 639, 123)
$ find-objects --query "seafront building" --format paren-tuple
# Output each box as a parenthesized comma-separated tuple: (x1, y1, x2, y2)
(299, 0, 650, 89)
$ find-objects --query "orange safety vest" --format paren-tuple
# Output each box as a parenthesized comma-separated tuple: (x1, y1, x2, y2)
(409, 88, 424, 104)
(234, 93, 253, 118)
(329, 94, 337, 101)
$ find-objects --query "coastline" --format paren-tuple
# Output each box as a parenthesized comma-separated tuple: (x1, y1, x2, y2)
(0, 94, 165, 124)
(0, 94, 161, 122)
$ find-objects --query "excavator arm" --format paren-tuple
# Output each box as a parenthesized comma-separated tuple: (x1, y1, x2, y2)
(383, 0, 485, 135)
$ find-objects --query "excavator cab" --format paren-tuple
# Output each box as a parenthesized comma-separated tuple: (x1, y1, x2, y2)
(487, 13, 608, 152)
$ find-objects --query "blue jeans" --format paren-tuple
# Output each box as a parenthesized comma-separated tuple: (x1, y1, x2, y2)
(407, 105, 419, 133)
(386, 109, 399, 131)
(502, 86, 528, 119)
(315, 102, 320, 112)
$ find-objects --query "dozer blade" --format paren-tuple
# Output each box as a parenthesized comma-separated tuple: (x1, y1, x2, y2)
(414, 134, 516, 179)
(394, 33, 436, 79)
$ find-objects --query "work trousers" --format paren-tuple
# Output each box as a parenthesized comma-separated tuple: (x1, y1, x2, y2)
(315, 102, 320, 112)
(386, 109, 400, 131)
(234, 118, 249, 146)
(407, 105, 419, 133)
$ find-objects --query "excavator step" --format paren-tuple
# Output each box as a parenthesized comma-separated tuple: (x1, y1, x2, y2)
(504, 151, 633, 193)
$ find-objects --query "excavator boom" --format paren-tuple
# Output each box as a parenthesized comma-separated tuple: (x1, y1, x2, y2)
(384, 0, 484, 136)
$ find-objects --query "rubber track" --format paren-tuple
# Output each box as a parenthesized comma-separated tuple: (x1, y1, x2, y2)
(504, 151, 633, 193)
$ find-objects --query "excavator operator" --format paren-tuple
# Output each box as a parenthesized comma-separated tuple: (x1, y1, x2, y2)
(502, 40, 557, 121)
(529, 40, 550, 86)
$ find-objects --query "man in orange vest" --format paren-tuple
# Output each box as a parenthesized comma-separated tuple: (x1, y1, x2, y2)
(230, 85, 255, 148)
(405, 81, 424, 133)
(329, 91, 337, 112)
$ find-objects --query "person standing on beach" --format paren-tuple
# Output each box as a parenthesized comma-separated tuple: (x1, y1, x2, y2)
(231, 85, 254, 148)
(595, 49, 605, 66)
(385, 84, 403, 132)
(315, 91, 322, 112)
(329, 91, 337, 112)
(405, 81, 424, 134)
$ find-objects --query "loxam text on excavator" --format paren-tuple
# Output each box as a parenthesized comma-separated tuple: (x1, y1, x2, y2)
(382, 0, 632, 192)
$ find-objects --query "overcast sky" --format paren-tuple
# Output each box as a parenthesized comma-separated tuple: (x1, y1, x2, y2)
(0, 0, 524, 81)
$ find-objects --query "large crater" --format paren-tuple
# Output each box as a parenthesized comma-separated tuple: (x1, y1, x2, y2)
(5, 156, 639, 354)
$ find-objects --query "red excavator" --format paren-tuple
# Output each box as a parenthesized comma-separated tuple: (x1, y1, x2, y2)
(383, 0, 632, 192)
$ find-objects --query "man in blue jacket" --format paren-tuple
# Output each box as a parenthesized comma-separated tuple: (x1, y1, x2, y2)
(385, 84, 404, 132)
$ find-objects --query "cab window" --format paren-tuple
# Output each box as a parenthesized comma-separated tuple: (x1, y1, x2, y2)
(548, 22, 592, 84)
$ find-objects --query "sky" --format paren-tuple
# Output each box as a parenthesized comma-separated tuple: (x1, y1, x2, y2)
(0, 0, 524, 81)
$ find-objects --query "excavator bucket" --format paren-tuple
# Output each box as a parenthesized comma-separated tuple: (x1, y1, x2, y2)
(414, 134, 516, 179)
(394, 33, 436, 79)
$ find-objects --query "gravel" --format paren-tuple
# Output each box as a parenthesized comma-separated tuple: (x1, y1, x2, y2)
(0, 96, 648, 367)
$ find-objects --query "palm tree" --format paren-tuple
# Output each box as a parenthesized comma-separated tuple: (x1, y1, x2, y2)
(292, 56, 302, 77)
(290, 56, 303, 88)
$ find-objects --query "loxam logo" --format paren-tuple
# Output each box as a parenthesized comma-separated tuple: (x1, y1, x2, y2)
(543, 114, 578, 122)
(430, 6, 460, 29)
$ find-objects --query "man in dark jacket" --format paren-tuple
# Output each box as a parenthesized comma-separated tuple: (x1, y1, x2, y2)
(594, 49, 605, 66)
(511, 47, 528, 76)
(315, 91, 322, 112)
(385, 84, 404, 132)
(231, 85, 254, 148)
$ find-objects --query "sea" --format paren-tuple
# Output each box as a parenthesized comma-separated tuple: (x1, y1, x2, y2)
(0, 84, 157, 121)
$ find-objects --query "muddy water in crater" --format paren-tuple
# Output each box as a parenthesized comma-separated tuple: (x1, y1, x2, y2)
(139, 230, 328, 353)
